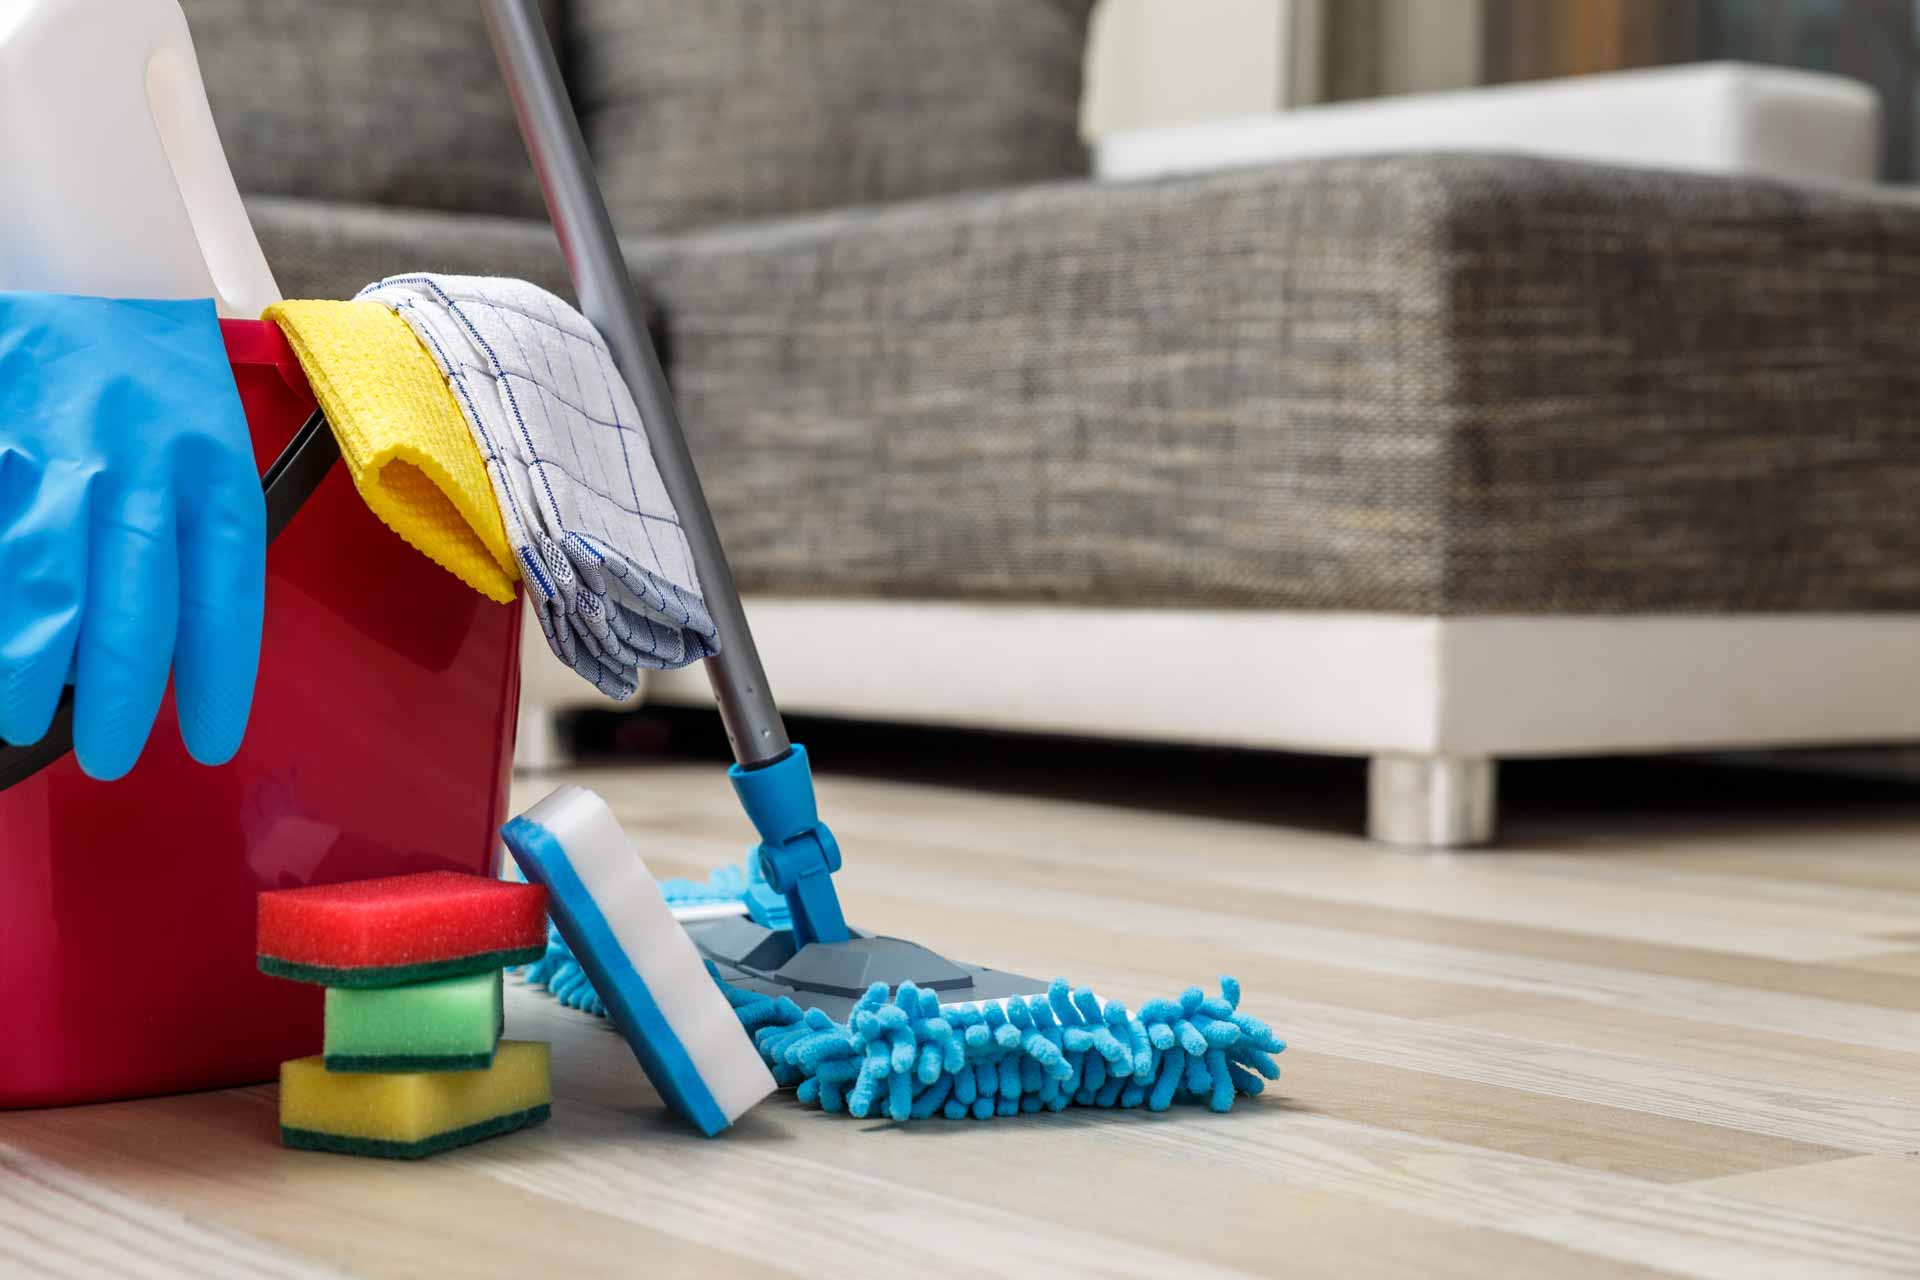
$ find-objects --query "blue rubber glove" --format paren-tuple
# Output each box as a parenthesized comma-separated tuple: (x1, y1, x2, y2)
(0, 292, 265, 780)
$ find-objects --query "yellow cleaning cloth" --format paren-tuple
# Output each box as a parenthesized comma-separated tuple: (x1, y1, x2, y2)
(265, 299, 518, 603)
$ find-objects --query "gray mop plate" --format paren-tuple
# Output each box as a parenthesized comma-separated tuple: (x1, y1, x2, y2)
(686, 916, 1048, 1023)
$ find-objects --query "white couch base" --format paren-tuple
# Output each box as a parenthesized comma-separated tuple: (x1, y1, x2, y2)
(520, 600, 1920, 760)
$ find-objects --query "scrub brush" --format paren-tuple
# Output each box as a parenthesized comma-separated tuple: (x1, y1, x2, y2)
(503, 786, 777, 1136)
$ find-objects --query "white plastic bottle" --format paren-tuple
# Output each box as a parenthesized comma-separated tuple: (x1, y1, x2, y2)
(0, 0, 279, 316)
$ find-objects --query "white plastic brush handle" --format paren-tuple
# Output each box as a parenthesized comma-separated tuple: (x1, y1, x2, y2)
(0, 0, 279, 315)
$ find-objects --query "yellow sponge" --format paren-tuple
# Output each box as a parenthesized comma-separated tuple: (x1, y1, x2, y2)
(264, 298, 519, 604)
(279, 1040, 551, 1160)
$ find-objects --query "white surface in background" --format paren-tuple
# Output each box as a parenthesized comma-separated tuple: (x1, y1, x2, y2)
(1096, 62, 1881, 185)
(524, 600, 1920, 759)
(1082, 0, 1287, 137)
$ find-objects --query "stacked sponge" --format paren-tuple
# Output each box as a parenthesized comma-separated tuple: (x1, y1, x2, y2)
(259, 872, 553, 1160)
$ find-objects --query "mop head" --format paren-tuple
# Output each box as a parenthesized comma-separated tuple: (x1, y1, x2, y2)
(525, 925, 1285, 1122)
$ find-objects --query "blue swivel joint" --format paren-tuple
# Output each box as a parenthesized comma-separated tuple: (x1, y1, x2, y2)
(728, 744, 850, 947)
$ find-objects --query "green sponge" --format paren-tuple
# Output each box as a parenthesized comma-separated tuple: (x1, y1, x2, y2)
(323, 970, 504, 1072)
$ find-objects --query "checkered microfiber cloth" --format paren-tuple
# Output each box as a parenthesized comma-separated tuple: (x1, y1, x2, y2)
(359, 274, 717, 697)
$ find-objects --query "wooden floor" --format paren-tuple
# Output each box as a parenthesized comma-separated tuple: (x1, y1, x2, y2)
(6, 743, 1920, 1278)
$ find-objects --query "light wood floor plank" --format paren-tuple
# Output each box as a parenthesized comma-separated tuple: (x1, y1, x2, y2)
(811, 851, 1920, 1057)
(562, 766, 1920, 1012)
(3, 1094, 767, 1279)
(1260, 997, 1920, 1155)
(1268, 1051, 1844, 1182)
(907, 859, 1920, 1016)
(0, 1145, 344, 1280)
(1443, 1000, 1920, 1102)
(784, 777, 1918, 961)
(1088, 1108, 1920, 1280)
(409, 992, 1665, 1280)
(1840, 950, 1920, 977)
(1588, 838, 1920, 896)
(830, 818, 1904, 963)
(1490, 850, 1920, 923)
(1693, 1156, 1920, 1235)
(467, 1101, 1294, 1280)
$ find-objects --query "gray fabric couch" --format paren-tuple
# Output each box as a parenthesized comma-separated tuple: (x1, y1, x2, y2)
(183, 0, 1920, 844)
(246, 158, 1920, 615)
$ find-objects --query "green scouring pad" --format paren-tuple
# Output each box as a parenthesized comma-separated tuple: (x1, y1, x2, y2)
(324, 970, 505, 1072)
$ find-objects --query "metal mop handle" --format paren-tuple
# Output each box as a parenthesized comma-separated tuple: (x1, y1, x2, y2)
(481, 0, 792, 769)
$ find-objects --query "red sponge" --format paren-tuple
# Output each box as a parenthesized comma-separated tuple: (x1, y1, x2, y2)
(258, 872, 549, 987)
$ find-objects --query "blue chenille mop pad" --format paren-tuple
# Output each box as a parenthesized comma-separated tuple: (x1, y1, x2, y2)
(501, 786, 775, 1136)
(730, 975, 1284, 1122)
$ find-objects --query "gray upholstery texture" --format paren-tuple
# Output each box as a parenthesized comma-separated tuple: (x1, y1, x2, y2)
(245, 154, 1920, 614)
(182, 0, 558, 219)
(569, 0, 1095, 235)
(248, 197, 572, 302)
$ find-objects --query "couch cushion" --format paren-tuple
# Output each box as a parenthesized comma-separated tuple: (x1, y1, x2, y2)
(246, 197, 570, 302)
(569, 0, 1093, 235)
(183, 0, 558, 218)
(249, 155, 1920, 615)
(631, 156, 1920, 614)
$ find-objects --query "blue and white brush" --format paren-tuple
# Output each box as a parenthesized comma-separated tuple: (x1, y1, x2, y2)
(501, 786, 776, 1136)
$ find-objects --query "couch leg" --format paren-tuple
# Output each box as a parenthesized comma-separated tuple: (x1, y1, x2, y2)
(1367, 754, 1497, 848)
(514, 703, 571, 774)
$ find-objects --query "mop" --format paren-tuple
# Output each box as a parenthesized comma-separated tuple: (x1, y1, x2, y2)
(473, 0, 1287, 1124)
(527, 923, 1286, 1122)
(507, 799, 1285, 1123)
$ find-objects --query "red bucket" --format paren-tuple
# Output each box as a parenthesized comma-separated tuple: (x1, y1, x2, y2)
(0, 320, 522, 1108)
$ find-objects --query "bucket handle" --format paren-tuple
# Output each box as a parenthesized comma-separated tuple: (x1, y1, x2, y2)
(0, 409, 339, 791)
